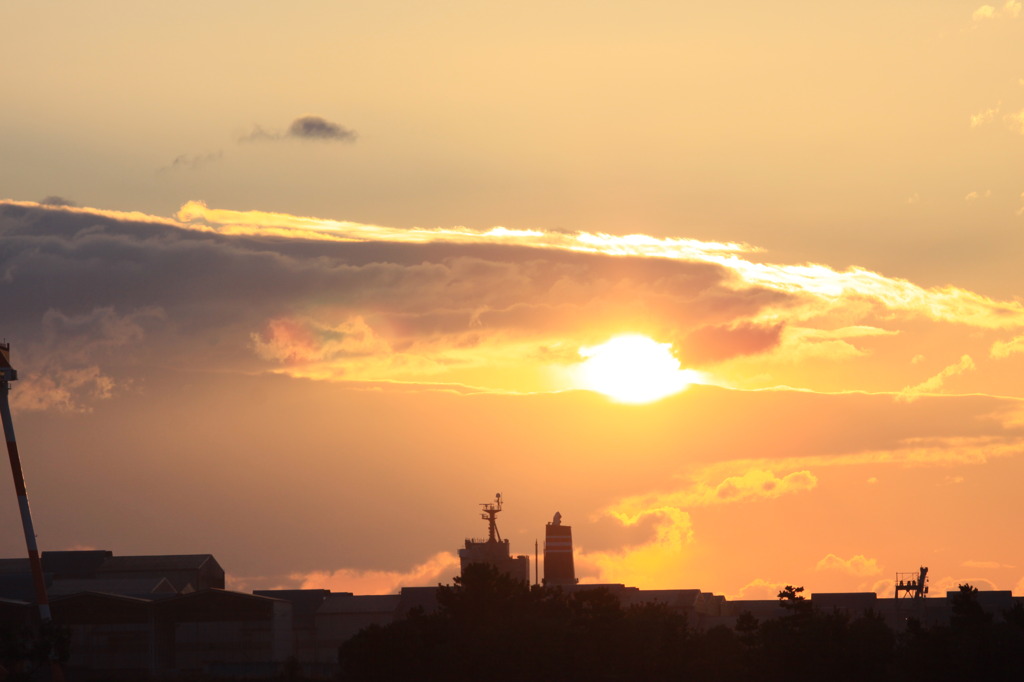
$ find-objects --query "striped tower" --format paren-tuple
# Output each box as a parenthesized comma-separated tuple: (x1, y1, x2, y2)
(0, 343, 53, 624)
(543, 512, 576, 587)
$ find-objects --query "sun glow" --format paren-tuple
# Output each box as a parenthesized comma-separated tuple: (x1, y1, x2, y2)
(578, 335, 695, 404)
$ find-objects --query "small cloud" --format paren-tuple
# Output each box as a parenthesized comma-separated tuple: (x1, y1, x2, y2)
(731, 578, 785, 600)
(944, 475, 965, 485)
(991, 334, 1024, 358)
(911, 354, 925, 364)
(289, 115, 357, 141)
(241, 115, 357, 143)
(239, 125, 277, 142)
(867, 477, 878, 484)
(898, 354, 975, 402)
(1005, 110, 1024, 135)
(972, 2, 1021, 22)
(159, 151, 223, 173)
(962, 560, 1015, 569)
(964, 189, 992, 201)
(816, 553, 882, 576)
(971, 106, 1001, 127)
(39, 195, 77, 207)
(973, 5, 997, 21)
(906, 193, 920, 205)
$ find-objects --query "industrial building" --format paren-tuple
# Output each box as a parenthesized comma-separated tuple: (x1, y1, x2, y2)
(542, 511, 577, 586)
(1, 506, 1024, 678)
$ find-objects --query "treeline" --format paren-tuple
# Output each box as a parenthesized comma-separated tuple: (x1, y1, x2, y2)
(338, 565, 1024, 682)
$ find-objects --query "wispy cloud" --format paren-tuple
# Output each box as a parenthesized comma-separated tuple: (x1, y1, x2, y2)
(1005, 109, 1024, 135)
(898, 355, 975, 402)
(991, 334, 1024, 358)
(159, 150, 224, 173)
(290, 552, 460, 594)
(972, 1, 1022, 22)
(606, 469, 818, 525)
(175, 201, 1024, 333)
(241, 115, 357, 143)
(971, 105, 1001, 127)
(962, 559, 1015, 569)
(9, 306, 164, 412)
(39, 195, 78, 207)
(815, 553, 882, 576)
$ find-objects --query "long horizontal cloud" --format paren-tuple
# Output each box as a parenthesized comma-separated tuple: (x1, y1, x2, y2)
(291, 552, 460, 594)
(3, 198, 1024, 408)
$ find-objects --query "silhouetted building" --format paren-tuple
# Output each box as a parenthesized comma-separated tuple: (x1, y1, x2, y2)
(0, 550, 224, 600)
(543, 511, 576, 586)
(458, 494, 530, 584)
(254, 589, 331, 666)
(315, 593, 400, 662)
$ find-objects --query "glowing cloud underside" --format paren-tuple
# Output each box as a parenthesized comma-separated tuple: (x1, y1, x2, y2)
(167, 200, 1024, 331)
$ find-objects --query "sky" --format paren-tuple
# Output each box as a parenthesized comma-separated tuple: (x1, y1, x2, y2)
(1, 1, 1024, 600)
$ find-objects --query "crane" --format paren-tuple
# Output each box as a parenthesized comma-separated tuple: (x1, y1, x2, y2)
(1, 342, 65, 678)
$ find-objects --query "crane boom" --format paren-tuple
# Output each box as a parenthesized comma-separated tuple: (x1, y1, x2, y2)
(0, 343, 53, 623)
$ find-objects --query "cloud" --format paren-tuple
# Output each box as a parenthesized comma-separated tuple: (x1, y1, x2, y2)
(289, 115, 357, 141)
(972, 2, 1021, 21)
(973, 5, 997, 21)
(991, 334, 1024, 358)
(39, 196, 77, 207)
(815, 553, 882, 576)
(291, 552, 460, 594)
(970, 106, 1000, 127)
(1005, 110, 1024, 135)
(962, 560, 1015, 569)
(11, 365, 114, 412)
(731, 578, 786, 600)
(930, 575, 1000, 594)
(759, 326, 897, 365)
(252, 316, 392, 364)
(724, 433, 1024, 473)
(898, 355, 975, 402)
(240, 115, 357, 143)
(9, 306, 164, 412)
(575, 507, 696, 588)
(5, 198, 1024, 408)
(159, 151, 223, 173)
(175, 201, 1024, 332)
(964, 189, 992, 201)
(681, 322, 783, 365)
(605, 469, 818, 528)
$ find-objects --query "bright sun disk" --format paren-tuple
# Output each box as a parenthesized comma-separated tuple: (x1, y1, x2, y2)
(577, 335, 695, 404)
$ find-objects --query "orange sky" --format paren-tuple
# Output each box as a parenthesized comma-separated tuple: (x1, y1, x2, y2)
(2, 1, 1023, 599)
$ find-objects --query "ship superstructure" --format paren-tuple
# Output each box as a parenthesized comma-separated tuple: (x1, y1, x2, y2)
(458, 493, 530, 583)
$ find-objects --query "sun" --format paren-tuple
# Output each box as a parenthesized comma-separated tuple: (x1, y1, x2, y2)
(577, 335, 696, 404)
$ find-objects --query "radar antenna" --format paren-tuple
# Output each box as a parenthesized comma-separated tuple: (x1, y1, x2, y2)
(480, 493, 503, 542)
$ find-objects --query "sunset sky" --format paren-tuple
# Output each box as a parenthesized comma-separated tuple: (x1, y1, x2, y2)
(2, 1, 1024, 600)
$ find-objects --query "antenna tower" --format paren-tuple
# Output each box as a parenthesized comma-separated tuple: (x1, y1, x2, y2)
(480, 493, 503, 542)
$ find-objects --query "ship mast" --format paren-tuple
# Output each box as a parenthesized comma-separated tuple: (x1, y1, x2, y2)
(480, 493, 503, 542)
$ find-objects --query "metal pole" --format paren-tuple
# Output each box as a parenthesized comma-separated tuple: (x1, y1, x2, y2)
(0, 343, 52, 623)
